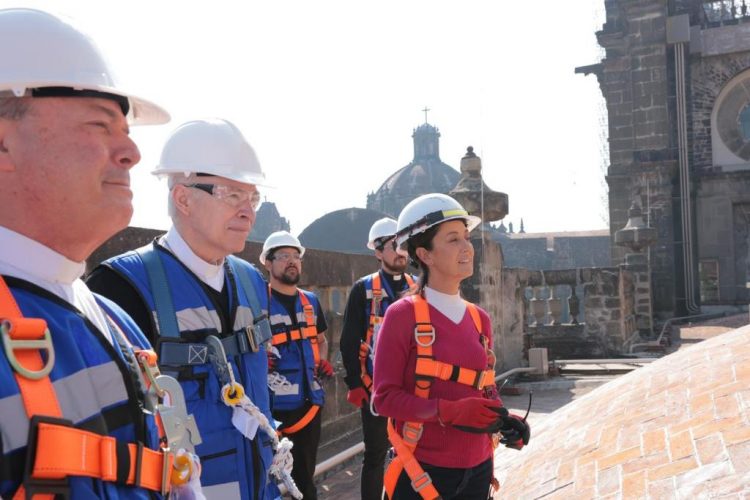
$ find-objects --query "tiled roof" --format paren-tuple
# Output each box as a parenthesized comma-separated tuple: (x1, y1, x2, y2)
(494, 325, 750, 498)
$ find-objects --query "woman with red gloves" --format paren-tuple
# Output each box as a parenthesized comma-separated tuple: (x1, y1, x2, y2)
(372, 193, 530, 499)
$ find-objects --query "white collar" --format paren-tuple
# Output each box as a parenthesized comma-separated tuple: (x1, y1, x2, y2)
(0, 226, 85, 285)
(424, 286, 466, 324)
(0, 225, 113, 344)
(161, 226, 225, 292)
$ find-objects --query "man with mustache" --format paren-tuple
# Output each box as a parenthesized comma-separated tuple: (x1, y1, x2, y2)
(339, 217, 414, 500)
(261, 231, 330, 500)
(87, 118, 278, 498)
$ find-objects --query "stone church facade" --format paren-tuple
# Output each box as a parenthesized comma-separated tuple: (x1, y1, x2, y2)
(578, 0, 750, 318)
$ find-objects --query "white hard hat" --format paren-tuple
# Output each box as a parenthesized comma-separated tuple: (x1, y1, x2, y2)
(0, 8, 169, 125)
(260, 231, 306, 265)
(396, 193, 481, 248)
(367, 217, 398, 250)
(153, 119, 268, 186)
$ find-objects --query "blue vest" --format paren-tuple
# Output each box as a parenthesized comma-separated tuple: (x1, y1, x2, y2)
(268, 289, 324, 411)
(104, 244, 277, 500)
(0, 277, 162, 500)
(361, 271, 415, 378)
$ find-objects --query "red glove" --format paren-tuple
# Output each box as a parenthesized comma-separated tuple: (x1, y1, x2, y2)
(437, 398, 501, 429)
(346, 387, 370, 408)
(316, 359, 334, 379)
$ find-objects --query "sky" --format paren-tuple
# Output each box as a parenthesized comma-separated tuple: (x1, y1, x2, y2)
(5, 0, 609, 235)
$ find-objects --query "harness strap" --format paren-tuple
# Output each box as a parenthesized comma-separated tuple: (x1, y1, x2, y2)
(227, 256, 266, 324)
(384, 294, 487, 500)
(415, 358, 495, 390)
(277, 404, 320, 436)
(22, 421, 171, 492)
(270, 289, 320, 364)
(270, 326, 316, 346)
(386, 419, 440, 500)
(137, 245, 181, 338)
(0, 276, 173, 499)
(359, 273, 416, 391)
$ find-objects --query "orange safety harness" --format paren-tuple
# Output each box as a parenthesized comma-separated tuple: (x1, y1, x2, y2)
(0, 276, 175, 499)
(358, 273, 415, 392)
(270, 289, 321, 435)
(382, 294, 495, 500)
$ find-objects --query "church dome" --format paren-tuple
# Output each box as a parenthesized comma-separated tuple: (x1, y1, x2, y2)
(367, 122, 460, 218)
(299, 207, 389, 255)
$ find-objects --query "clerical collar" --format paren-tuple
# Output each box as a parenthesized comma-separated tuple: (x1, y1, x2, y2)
(161, 226, 224, 291)
(0, 225, 85, 285)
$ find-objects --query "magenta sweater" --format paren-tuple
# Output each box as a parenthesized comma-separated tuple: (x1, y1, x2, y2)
(372, 297, 496, 469)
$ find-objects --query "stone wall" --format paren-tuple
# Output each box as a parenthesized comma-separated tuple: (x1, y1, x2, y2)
(696, 172, 750, 303)
(506, 266, 642, 360)
(596, 0, 681, 317)
(583, 267, 636, 354)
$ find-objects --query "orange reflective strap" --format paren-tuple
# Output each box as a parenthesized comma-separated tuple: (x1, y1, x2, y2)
(465, 302, 482, 333)
(278, 404, 320, 436)
(414, 357, 495, 390)
(271, 329, 305, 346)
(359, 273, 382, 390)
(27, 421, 172, 492)
(359, 340, 373, 390)
(0, 278, 61, 420)
(385, 419, 440, 500)
(298, 292, 320, 365)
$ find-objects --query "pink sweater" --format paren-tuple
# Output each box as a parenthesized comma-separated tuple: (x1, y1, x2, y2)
(372, 296, 496, 468)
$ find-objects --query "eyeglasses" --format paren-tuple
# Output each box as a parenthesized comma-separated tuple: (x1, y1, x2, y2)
(271, 252, 302, 262)
(183, 183, 261, 210)
(375, 237, 398, 252)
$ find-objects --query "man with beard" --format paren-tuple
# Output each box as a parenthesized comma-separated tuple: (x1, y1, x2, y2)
(87, 118, 279, 499)
(261, 231, 330, 500)
(339, 217, 415, 500)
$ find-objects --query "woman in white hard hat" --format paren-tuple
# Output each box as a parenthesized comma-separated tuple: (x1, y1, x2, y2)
(372, 193, 529, 500)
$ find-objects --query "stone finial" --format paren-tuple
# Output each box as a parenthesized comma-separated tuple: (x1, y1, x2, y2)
(614, 200, 657, 265)
(449, 146, 508, 223)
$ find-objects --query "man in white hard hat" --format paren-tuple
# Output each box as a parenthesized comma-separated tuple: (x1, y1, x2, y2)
(261, 231, 331, 500)
(338, 217, 414, 500)
(88, 118, 283, 498)
(0, 8, 205, 499)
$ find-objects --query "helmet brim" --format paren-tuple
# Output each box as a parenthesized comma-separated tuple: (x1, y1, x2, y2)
(397, 214, 482, 249)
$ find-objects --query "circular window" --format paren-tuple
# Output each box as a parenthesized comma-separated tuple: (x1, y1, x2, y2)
(716, 77, 750, 160)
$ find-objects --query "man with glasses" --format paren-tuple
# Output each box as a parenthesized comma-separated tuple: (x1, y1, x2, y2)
(87, 118, 279, 499)
(339, 217, 414, 500)
(261, 231, 331, 500)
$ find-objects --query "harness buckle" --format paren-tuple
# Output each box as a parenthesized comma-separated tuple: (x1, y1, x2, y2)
(401, 422, 423, 446)
(155, 375, 202, 454)
(23, 415, 73, 500)
(413, 324, 435, 347)
(1, 318, 55, 380)
(244, 326, 259, 353)
(410, 471, 434, 493)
